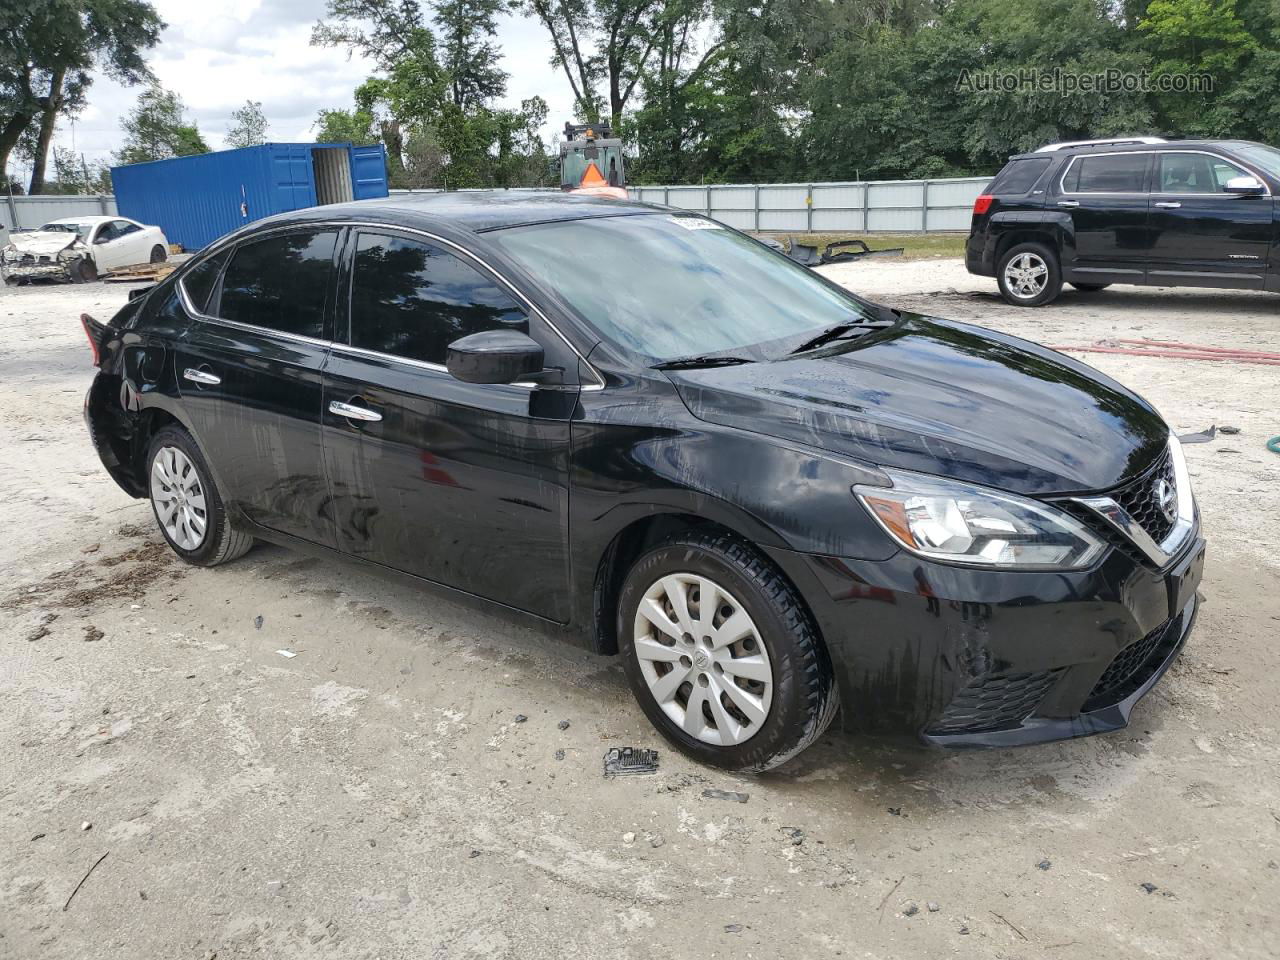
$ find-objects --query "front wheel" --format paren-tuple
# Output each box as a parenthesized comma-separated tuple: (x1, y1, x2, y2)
(997, 242, 1062, 307)
(147, 425, 253, 566)
(69, 258, 98, 283)
(617, 532, 838, 771)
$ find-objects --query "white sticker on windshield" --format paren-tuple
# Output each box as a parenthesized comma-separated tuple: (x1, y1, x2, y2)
(668, 216, 723, 230)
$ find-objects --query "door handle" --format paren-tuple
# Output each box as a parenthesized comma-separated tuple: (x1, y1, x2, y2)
(1057, 200, 1080, 208)
(329, 399, 382, 423)
(182, 367, 221, 386)
(1154, 201, 1182, 209)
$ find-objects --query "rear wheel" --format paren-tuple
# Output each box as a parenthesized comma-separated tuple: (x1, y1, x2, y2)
(617, 532, 838, 771)
(149, 244, 167, 264)
(997, 242, 1061, 307)
(1070, 282, 1110, 292)
(147, 425, 253, 567)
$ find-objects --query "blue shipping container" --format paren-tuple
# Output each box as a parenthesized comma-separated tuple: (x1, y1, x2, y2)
(111, 142, 388, 251)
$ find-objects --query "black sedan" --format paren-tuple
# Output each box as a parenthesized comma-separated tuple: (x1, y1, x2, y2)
(82, 193, 1205, 770)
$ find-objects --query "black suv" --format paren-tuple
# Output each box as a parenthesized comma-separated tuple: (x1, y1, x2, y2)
(966, 137, 1279, 306)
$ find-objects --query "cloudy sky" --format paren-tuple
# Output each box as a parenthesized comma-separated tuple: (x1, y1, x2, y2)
(13, 0, 574, 182)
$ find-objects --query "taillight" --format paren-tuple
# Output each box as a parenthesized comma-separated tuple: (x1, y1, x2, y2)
(80, 313, 103, 367)
(973, 195, 995, 215)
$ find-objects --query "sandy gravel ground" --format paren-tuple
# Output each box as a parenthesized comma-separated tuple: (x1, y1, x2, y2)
(1, 264, 1277, 960)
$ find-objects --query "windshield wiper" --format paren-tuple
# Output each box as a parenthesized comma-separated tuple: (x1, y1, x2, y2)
(788, 318, 892, 355)
(652, 355, 756, 371)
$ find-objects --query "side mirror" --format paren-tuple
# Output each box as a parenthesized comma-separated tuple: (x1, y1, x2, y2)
(446, 329, 544, 384)
(1224, 175, 1266, 196)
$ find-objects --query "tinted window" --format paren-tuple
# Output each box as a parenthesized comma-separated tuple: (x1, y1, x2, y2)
(113, 219, 141, 236)
(1156, 153, 1246, 193)
(1065, 153, 1149, 193)
(94, 222, 119, 243)
(349, 233, 527, 365)
(217, 231, 337, 339)
(989, 157, 1051, 195)
(180, 251, 229, 313)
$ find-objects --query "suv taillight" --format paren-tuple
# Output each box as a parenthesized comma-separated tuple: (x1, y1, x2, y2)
(973, 195, 995, 215)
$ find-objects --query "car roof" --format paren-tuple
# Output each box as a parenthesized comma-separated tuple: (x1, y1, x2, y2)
(45, 215, 119, 225)
(1009, 139, 1257, 161)
(258, 190, 665, 235)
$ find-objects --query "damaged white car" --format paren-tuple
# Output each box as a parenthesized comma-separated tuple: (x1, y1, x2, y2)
(2, 216, 169, 284)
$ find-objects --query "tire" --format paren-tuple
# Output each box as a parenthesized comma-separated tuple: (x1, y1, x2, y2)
(996, 242, 1062, 307)
(69, 258, 98, 283)
(146, 425, 253, 567)
(149, 244, 167, 264)
(1070, 282, 1110, 292)
(617, 531, 838, 772)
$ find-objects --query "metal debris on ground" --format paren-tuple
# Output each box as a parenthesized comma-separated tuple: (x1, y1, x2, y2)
(557, 719, 570, 730)
(784, 237, 905, 267)
(513, 714, 528, 723)
(1178, 426, 1216, 444)
(276, 649, 297, 659)
(702, 788, 750, 803)
(254, 615, 264, 629)
(603, 746, 659, 778)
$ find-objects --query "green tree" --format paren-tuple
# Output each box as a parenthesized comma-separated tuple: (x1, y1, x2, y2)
(314, 105, 378, 144)
(226, 99, 269, 148)
(0, 0, 162, 192)
(116, 84, 210, 164)
(1138, 0, 1257, 135)
(525, 0, 667, 126)
(435, 0, 509, 109)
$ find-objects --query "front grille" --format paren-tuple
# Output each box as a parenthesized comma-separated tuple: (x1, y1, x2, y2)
(1086, 616, 1181, 708)
(929, 669, 1064, 734)
(1112, 446, 1177, 543)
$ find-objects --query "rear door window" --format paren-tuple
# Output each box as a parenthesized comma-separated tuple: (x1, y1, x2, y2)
(988, 157, 1051, 195)
(215, 230, 338, 340)
(1063, 153, 1150, 193)
(347, 232, 527, 365)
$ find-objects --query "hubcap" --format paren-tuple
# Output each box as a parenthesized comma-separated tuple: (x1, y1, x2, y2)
(632, 573, 774, 746)
(1004, 252, 1049, 299)
(150, 446, 208, 551)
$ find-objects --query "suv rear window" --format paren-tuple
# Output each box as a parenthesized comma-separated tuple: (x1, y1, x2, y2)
(1063, 153, 1149, 193)
(988, 157, 1051, 195)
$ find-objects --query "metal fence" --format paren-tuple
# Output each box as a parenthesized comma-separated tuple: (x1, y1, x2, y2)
(627, 177, 992, 233)
(0, 175, 991, 244)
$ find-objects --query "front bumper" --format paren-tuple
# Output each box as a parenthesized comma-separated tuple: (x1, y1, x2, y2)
(766, 531, 1205, 747)
(3, 259, 74, 281)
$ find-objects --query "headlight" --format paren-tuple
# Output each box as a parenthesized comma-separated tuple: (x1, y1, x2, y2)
(2, 246, 16, 262)
(854, 470, 1104, 570)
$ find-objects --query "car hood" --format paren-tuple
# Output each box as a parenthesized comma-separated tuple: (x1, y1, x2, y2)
(665, 314, 1169, 496)
(6, 231, 84, 256)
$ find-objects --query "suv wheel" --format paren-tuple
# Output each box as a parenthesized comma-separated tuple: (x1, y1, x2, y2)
(997, 242, 1062, 307)
(617, 532, 838, 771)
(1070, 282, 1110, 292)
(147, 425, 253, 566)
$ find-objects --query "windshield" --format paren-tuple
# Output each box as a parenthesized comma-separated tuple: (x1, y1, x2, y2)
(39, 222, 91, 239)
(488, 214, 878, 362)
(1224, 142, 1280, 180)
